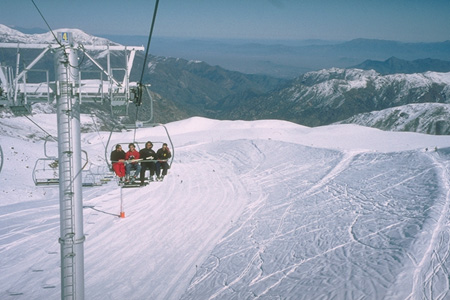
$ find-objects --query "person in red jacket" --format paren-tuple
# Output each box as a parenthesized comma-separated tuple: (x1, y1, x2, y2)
(110, 144, 126, 180)
(125, 143, 141, 182)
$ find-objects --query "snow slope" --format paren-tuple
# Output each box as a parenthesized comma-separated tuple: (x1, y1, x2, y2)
(1, 115, 450, 299)
(336, 103, 450, 135)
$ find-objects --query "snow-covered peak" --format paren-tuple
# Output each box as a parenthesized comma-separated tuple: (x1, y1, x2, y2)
(300, 67, 380, 84)
(0, 24, 26, 36)
(0, 24, 120, 46)
(290, 67, 450, 102)
(300, 68, 450, 88)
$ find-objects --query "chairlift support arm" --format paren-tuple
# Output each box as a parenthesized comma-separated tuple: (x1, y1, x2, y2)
(15, 47, 51, 84)
(0, 43, 144, 51)
(0, 42, 144, 107)
(125, 49, 137, 82)
(79, 48, 121, 87)
(77, 44, 145, 90)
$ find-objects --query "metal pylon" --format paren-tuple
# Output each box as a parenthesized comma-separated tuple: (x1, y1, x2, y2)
(55, 35, 85, 300)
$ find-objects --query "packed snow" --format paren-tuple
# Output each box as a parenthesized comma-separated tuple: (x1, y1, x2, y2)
(1, 114, 450, 299)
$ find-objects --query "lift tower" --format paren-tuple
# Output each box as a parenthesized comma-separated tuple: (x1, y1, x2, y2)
(0, 31, 144, 299)
(55, 32, 85, 299)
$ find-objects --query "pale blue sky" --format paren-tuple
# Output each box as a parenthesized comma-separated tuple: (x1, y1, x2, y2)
(1, 0, 449, 42)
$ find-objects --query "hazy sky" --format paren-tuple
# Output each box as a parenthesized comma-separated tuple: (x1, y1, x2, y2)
(1, 0, 449, 42)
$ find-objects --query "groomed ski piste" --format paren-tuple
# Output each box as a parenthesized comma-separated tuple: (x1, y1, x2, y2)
(1, 113, 450, 299)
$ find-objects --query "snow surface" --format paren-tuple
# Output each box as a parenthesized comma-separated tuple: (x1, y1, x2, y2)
(1, 115, 450, 299)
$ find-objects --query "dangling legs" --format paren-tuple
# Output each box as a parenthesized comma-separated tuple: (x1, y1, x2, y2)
(140, 163, 149, 184)
(155, 161, 161, 178)
(149, 162, 156, 181)
(161, 162, 169, 176)
(113, 162, 125, 178)
(134, 163, 141, 179)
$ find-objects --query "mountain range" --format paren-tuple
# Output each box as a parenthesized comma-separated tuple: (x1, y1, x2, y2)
(101, 34, 450, 78)
(216, 68, 450, 134)
(353, 56, 450, 75)
(1, 25, 450, 135)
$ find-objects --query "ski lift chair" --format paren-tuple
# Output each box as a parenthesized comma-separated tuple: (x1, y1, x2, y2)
(32, 157, 60, 185)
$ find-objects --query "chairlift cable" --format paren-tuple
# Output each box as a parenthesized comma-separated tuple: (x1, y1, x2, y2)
(24, 115, 57, 141)
(31, 0, 63, 49)
(139, 0, 160, 86)
(133, 0, 159, 138)
(90, 114, 108, 163)
(26, 2, 75, 142)
(32, 0, 82, 71)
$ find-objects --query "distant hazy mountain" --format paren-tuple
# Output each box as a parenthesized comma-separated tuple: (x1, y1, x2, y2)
(330, 38, 450, 61)
(353, 57, 450, 75)
(101, 35, 450, 78)
(7, 26, 47, 34)
(4, 25, 450, 78)
(335, 103, 450, 135)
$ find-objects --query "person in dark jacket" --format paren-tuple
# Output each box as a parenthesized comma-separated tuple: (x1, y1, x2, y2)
(110, 144, 126, 180)
(156, 143, 171, 181)
(139, 141, 157, 185)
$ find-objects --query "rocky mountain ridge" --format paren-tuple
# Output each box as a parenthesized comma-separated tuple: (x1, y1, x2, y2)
(336, 103, 450, 135)
(216, 68, 450, 134)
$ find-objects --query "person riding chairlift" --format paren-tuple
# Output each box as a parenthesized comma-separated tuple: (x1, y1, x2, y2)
(110, 144, 126, 181)
(139, 141, 157, 186)
(125, 143, 141, 182)
(155, 143, 171, 181)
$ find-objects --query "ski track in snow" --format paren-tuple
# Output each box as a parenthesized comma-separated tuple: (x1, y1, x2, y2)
(204, 149, 362, 299)
(182, 144, 450, 300)
(405, 151, 450, 300)
(81, 141, 249, 300)
(196, 148, 365, 299)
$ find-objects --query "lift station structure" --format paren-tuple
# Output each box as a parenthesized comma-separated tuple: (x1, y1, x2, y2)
(0, 32, 144, 299)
